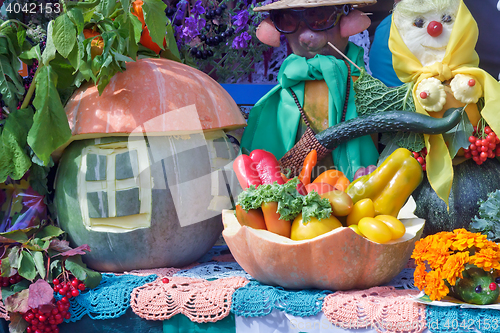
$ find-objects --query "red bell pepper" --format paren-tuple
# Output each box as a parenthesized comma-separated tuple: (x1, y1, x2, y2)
(233, 149, 284, 189)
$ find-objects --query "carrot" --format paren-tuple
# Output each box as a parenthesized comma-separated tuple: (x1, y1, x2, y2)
(261, 202, 291, 238)
(298, 149, 317, 186)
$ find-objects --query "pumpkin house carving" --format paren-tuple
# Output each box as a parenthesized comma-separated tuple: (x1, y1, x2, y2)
(54, 58, 246, 272)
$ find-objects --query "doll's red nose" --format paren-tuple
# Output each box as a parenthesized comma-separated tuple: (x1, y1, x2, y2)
(427, 21, 443, 37)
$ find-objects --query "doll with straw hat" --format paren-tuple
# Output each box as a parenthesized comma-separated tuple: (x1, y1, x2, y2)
(240, 0, 379, 181)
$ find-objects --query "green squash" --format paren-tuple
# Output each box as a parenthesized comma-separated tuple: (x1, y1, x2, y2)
(412, 158, 500, 235)
(448, 266, 500, 305)
(54, 132, 238, 272)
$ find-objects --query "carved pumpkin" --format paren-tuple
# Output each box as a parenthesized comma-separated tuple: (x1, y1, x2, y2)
(222, 210, 424, 290)
(54, 58, 246, 272)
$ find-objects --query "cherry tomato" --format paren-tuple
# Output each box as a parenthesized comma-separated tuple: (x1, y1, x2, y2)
(375, 215, 406, 240)
(358, 217, 392, 244)
(320, 190, 353, 216)
(346, 198, 375, 226)
(291, 213, 342, 241)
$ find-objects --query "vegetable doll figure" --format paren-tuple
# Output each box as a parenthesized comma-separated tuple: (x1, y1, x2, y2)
(240, 0, 379, 181)
(389, 0, 500, 204)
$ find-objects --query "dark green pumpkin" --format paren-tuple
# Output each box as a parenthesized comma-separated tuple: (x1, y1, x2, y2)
(413, 158, 500, 235)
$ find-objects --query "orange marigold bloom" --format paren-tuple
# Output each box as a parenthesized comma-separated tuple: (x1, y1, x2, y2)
(425, 244, 451, 270)
(442, 252, 469, 285)
(414, 264, 428, 290)
(425, 269, 449, 301)
(412, 237, 432, 265)
(451, 229, 487, 251)
(470, 248, 500, 271)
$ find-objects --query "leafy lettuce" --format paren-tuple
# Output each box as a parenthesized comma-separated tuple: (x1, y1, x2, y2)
(236, 178, 332, 222)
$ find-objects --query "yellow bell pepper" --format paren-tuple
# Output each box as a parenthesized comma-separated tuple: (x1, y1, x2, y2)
(346, 148, 423, 217)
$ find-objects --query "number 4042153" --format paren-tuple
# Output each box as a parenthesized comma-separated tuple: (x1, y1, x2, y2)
(5, 2, 61, 15)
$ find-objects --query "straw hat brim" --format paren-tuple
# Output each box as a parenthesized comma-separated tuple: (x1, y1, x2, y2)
(253, 0, 377, 12)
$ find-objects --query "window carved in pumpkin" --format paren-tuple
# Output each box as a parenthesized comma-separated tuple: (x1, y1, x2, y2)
(78, 140, 152, 232)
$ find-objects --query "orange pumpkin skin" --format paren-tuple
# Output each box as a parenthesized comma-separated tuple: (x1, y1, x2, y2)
(58, 58, 246, 156)
(222, 210, 424, 290)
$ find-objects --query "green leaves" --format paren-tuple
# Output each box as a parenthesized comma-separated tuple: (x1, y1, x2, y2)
(52, 14, 77, 58)
(442, 107, 473, 158)
(65, 256, 102, 288)
(143, 0, 167, 50)
(470, 189, 500, 241)
(28, 64, 72, 166)
(18, 251, 37, 281)
(42, 21, 57, 65)
(353, 70, 416, 115)
(0, 107, 34, 182)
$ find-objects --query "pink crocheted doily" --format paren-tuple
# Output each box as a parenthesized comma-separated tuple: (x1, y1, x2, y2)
(130, 276, 249, 323)
(323, 286, 425, 333)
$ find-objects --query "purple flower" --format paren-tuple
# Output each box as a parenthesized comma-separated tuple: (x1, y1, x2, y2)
(181, 16, 206, 40)
(191, 0, 205, 16)
(233, 10, 249, 33)
(175, 0, 188, 22)
(231, 32, 252, 49)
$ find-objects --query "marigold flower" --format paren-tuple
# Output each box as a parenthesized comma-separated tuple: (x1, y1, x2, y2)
(451, 229, 487, 251)
(424, 244, 451, 270)
(442, 252, 469, 285)
(425, 269, 449, 301)
(414, 264, 427, 290)
(470, 248, 500, 271)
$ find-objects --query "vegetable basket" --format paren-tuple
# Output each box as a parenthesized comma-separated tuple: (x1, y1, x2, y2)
(222, 209, 425, 291)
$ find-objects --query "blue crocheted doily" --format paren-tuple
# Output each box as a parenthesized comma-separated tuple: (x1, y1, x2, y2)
(62, 273, 157, 322)
(231, 280, 331, 318)
(426, 305, 500, 333)
(173, 261, 253, 280)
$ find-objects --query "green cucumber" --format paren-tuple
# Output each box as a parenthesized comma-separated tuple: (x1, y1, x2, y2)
(315, 108, 462, 151)
(448, 266, 499, 305)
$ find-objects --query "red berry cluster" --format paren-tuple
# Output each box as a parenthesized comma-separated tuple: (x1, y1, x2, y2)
(412, 148, 428, 171)
(53, 277, 85, 298)
(22, 277, 86, 333)
(0, 273, 23, 287)
(23, 301, 70, 333)
(464, 126, 500, 165)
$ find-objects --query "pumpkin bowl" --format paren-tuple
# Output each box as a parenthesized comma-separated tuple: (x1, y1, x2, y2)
(222, 210, 425, 291)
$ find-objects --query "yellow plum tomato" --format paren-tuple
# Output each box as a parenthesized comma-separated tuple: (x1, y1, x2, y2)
(375, 215, 406, 240)
(358, 217, 393, 244)
(348, 224, 363, 236)
(346, 198, 375, 226)
(320, 190, 353, 216)
(291, 213, 342, 241)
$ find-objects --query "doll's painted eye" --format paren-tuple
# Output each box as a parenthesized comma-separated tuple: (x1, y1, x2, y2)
(414, 18, 425, 28)
(442, 14, 452, 23)
(475, 285, 483, 293)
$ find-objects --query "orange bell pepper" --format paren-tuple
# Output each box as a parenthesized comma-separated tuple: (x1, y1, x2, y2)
(261, 202, 291, 238)
(313, 170, 350, 191)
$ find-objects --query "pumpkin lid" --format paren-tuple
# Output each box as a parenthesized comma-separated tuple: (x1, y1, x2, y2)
(57, 58, 246, 154)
